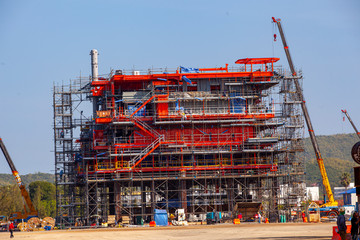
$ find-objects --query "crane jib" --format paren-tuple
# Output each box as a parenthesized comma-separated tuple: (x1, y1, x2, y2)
(12, 171, 23, 187)
(0, 138, 38, 215)
(272, 17, 337, 207)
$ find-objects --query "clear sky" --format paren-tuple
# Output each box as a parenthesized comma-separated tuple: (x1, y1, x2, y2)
(0, 0, 359, 174)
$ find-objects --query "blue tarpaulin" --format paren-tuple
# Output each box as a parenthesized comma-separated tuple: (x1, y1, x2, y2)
(128, 104, 146, 117)
(180, 66, 199, 73)
(175, 99, 179, 111)
(230, 92, 246, 113)
(154, 209, 168, 226)
(340, 188, 356, 194)
(182, 76, 192, 85)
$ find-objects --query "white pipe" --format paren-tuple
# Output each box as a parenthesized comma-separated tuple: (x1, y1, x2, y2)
(90, 49, 98, 81)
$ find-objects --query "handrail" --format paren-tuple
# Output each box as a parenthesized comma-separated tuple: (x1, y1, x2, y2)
(129, 135, 163, 168)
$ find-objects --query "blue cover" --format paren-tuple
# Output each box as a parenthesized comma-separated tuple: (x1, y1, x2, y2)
(154, 209, 168, 226)
(340, 188, 356, 194)
(182, 76, 192, 85)
(230, 93, 246, 113)
(128, 104, 146, 117)
(180, 66, 199, 73)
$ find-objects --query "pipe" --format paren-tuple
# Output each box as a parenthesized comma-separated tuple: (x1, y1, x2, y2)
(90, 49, 98, 81)
(90, 49, 99, 116)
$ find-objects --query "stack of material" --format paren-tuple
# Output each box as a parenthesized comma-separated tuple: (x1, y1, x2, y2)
(27, 217, 41, 230)
(122, 216, 130, 225)
(17, 217, 56, 232)
(107, 215, 116, 227)
(41, 217, 55, 230)
(17, 222, 29, 231)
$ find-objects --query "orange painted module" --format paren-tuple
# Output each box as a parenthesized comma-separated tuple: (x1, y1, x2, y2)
(79, 58, 280, 176)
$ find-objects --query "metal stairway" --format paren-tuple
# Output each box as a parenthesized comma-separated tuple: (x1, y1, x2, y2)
(126, 93, 164, 168)
(129, 135, 163, 168)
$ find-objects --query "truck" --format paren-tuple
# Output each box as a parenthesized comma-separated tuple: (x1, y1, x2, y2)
(0, 138, 38, 225)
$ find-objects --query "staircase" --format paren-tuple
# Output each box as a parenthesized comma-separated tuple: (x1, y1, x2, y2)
(129, 135, 163, 168)
(128, 91, 153, 116)
(126, 93, 164, 168)
(132, 117, 161, 138)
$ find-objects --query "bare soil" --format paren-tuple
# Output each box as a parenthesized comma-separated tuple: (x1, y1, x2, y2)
(0, 222, 337, 240)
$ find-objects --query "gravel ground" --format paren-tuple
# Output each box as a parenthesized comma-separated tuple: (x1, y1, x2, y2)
(0, 222, 337, 240)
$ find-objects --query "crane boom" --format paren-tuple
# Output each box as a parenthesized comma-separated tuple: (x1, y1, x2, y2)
(341, 109, 360, 139)
(0, 138, 37, 214)
(272, 17, 337, 206)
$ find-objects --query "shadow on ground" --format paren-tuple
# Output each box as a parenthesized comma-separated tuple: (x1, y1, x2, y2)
(224, 237, 329, 240)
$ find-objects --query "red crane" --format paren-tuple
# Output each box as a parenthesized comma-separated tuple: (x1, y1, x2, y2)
(0, 138, 38, 222)
(341, 109, 360, 139)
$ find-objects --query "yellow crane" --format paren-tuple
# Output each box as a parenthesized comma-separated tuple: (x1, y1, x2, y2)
(272, 17, 337, 208)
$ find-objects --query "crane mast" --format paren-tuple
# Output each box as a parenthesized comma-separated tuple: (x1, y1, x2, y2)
(272, 17, 337, 207)
(0, 138, 37, 214)
(341, 109, 360, 139)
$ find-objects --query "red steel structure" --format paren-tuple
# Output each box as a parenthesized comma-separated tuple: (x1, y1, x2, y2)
(84, 57, 279, 176)
(53, 54, 305, 226)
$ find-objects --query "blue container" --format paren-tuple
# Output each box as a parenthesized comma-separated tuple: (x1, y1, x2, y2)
(154, 209, 168, 226)
(206, 212, 214, 220)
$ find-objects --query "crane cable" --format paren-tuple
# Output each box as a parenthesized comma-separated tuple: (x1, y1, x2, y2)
(272, 21, 276, 58)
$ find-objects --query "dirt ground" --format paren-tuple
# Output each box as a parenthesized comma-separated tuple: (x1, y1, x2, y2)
(0, 222, 337, 240)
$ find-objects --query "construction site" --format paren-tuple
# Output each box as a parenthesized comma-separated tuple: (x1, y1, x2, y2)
(1, 1, 359, 238)
(53, 44, 307, 226)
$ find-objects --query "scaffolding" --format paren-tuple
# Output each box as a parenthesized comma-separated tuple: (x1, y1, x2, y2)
(53, 57, 305, 226)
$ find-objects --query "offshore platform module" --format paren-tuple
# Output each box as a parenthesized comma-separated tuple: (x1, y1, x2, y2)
(53, 51, 305, 225)
(88, 55, 280, 172)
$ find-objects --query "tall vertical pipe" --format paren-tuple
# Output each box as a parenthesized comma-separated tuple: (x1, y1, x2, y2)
(90, 49, 99, 115)
(90, 49, 99, 81)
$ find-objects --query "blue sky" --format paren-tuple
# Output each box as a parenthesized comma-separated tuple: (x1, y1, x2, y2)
(0, 0, 359, 174)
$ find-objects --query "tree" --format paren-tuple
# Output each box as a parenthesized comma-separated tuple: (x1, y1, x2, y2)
(0, 185, 24, 217)
(29, 181, 56, 218)
(340, 172, 351, 204)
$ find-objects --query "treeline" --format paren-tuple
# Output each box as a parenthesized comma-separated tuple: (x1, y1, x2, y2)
(0, 172, 54, 186)
(303, 133, 359, 188)
(0, 181, 55, 218)
(306, 157, 355, 189)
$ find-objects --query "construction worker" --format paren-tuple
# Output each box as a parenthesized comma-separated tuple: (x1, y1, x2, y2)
(337, 207, 347, 240)
(8, 221, 14, 238)
(351, 211, 359, 240)
(258, 212, 262, 224)
(301, 211, 306, 222)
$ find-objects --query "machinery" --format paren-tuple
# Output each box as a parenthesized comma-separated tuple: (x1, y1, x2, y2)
(171, 209, 188, 226)
(341, 109, 360, 139)
(0, 138, 38, 224)
(0, 215, 7, 231)
(272, 17, 338, 210)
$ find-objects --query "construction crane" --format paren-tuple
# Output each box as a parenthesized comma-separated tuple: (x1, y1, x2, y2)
(0, 138, 38, 223)
(272, 17, 337, 208)
(341, 109, 360, 139)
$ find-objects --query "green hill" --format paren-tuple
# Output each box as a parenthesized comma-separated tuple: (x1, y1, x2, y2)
(0, 172, 54, 186)
(303, 133, 359, 189)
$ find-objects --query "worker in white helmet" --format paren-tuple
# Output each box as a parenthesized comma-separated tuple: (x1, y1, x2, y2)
(337, 207, 347, 240)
